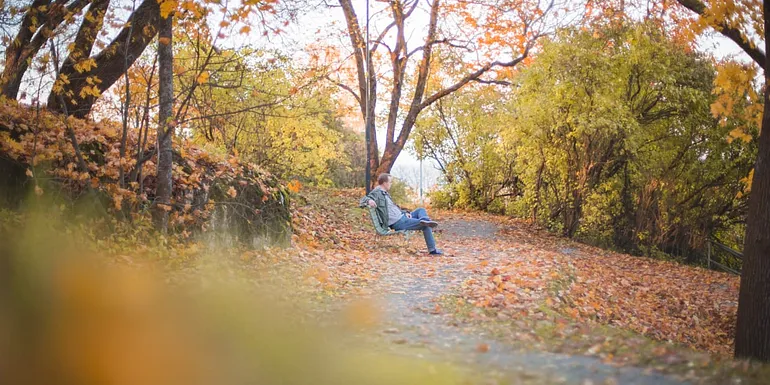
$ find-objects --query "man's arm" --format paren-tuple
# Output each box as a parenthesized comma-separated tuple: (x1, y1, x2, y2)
(359, 191, 378, 208)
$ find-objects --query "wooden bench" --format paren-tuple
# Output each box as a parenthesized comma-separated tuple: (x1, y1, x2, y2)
(366, 206, 415, 243)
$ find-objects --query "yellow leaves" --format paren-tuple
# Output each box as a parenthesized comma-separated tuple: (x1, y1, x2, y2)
(34, 185, 44, 196)
(3, 135, 25, 155)
(143, 25, 155, 38)
(52, 74, 70, 95)
(712, 60, 762, 140)
(73, 58, 97, 73)
(180, 1, 202, 18)
(738, 168, 754, 195)
(78, 85, 101, 99)
(26, 169, 34, 177)
(159, 0, 178, 18)
(227, 186, 237, 198)
(727, 127, 752, 143)
(239, 26, 251, 34)
(196, 71, 210, 84)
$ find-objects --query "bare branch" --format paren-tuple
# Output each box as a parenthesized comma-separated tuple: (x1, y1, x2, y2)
(326, 74, 361, 104)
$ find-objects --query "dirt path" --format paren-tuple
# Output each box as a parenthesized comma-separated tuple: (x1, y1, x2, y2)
(356, 219, 691, 385)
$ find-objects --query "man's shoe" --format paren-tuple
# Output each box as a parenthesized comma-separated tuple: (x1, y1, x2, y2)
(420, 220, 439, 228)
(429, 249, 444, 255)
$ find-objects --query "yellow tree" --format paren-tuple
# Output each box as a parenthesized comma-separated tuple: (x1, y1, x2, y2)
(605, 0, 768, 362)
(581, 0, 767, 362)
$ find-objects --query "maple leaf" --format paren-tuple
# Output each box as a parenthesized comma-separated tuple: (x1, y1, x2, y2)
(196, 71, 210, 84)
(159, 0, 178, 18)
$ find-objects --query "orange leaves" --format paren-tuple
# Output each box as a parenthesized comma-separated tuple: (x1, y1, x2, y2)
(0, 100, 281, 232)
(562, 250, 739, 355)
(287, 179, 302, 194)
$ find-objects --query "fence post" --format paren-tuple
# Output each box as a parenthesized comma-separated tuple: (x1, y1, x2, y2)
(707, 241, 711, 270)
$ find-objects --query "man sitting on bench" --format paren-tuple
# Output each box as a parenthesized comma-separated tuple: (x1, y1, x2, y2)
(360, 173, 443, 255)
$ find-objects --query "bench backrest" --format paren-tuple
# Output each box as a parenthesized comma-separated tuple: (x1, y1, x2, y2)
(368, 206, 393, 236)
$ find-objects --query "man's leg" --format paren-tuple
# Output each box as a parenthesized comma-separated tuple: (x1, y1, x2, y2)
(411, 207, 438, 228)
(411, 208, 430, 220)
(392, 217, 438, 252)
(411, 208, 428, 220)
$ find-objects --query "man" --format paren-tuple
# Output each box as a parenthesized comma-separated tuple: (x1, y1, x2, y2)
(359, 173, 443, 255)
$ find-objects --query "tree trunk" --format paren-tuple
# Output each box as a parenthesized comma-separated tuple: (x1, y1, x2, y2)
(734, 0, 770, 361)
(47, 0, 160, 118)
(152, 13, 173, 231)
(1, 0, 92, 99)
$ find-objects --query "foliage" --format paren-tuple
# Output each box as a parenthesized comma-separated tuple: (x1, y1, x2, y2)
(413, 85, 518, 211)
(0, 99, 291, 244)
(134, 36, 350, 185)
(422, 23, 758, 264)
(326, 129, 366, 189)
(387, 178, 414, 208)
(508, 23, 757, 261)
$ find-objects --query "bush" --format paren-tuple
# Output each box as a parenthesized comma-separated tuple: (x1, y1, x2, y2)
(387, 178, 415, 207)
(0, 100, 291, 245)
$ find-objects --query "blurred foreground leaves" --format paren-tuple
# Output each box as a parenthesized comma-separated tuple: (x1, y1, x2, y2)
(0, 202, 462, 385)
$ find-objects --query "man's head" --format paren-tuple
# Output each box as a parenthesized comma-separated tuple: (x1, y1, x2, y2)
(377, 173, 393, 191)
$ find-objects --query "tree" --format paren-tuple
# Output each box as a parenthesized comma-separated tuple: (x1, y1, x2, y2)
(510, 24, 755, 242)
(153, 9, 174, 231)
(174, 42, 346, 184)
(727, 0, 770, 363)
(412, 85, 519, 211)
(0, 0, 94, 98)
(419, 22, 755, 261)
(330, 0, 558, 189)
(0, 0, 162, 118)
(665, 0, 769, 362)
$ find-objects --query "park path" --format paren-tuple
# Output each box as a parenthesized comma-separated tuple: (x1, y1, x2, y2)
(353, 218, 691, 385)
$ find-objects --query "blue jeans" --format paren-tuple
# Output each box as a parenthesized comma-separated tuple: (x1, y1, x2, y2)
(390, 208, 437, 252)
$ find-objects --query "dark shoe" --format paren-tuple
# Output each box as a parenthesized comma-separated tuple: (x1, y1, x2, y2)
(428, 249, 444, 255)
(420, 220, 438, 228)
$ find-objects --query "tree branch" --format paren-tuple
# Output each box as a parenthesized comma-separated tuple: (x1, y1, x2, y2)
(676, 0, 766, 67)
